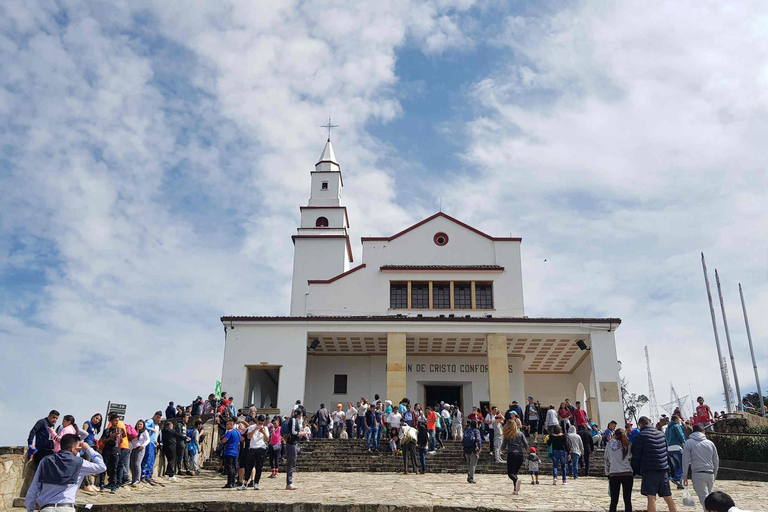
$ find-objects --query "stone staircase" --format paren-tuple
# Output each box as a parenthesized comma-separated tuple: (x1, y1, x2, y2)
(205, 438, 606, 476)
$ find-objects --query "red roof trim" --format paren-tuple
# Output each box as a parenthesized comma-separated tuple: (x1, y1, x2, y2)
(300, 206, 350, 227)
(291, 235, 354, 263)
(308, 264, 367, 284)
(221, 315, 622, 325)
(360, 212, 522, 243)
(312, 169, 343, 186)
(380, 265, 505, 272)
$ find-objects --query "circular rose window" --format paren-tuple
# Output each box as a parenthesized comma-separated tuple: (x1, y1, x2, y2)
(433, 232, 449, 246)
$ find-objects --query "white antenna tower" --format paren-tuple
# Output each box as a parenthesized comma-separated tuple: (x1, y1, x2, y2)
(722, 356, 736, 411)
(645, 346, 659, 421)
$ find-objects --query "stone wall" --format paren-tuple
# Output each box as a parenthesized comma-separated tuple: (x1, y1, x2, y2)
(0, 448, 25, 511)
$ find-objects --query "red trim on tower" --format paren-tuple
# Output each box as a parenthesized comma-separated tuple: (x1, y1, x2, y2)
(308, 264, 367, 284)
(360, 212, 522, 243)
(300, 206, 350, 227)
(291, 234, 354, 263)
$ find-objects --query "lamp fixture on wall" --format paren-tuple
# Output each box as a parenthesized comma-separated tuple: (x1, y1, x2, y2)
(309, 338, 320, 350)
(576, 339, 590, 351)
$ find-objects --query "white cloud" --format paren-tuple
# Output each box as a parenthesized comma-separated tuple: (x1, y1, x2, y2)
(437, 0, 768, 411)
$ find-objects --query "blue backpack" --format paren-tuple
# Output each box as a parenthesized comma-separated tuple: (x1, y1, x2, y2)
(280, 418, 291, 437)
(462, 428, 478, 453)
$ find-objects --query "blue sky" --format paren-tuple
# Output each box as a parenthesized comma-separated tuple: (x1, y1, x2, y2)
(0, 0, 766, 444)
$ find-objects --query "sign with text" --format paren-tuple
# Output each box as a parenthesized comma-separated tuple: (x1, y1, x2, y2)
(106, 402, 127, 421)
(406, 363, 513, 374)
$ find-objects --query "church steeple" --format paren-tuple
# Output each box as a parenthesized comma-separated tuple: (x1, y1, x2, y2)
(290, 137, 352, 315)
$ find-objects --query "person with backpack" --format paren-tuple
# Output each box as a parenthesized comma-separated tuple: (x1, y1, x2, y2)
(546, 425, 570, 485)
(283, 410, 307, 490)
(577, 424, 595, 477)
(462, 420, 482, 484)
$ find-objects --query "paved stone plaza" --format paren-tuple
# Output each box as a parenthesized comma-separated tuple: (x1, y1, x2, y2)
(15, 471, 768, 511)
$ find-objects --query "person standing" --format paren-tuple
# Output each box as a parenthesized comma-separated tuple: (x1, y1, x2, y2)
(558, 403, 572, 433)
(501, 418, 529, 495)
(426, 406, 438, 453)
(682, 424, 719, 510)
(241, 415, 269, 490)
(175, 414, 192, 476)
(365, 405, 378, 451)
(187, 419, 203, 476)
(545, 405, 559, 435)
(631, 416, 677, 512)
(129, 420, 150, 485)
(50, 415, 77, 453)
(524, 397, 540, 442)
(219, 419, 241, 488)
(357, 400, 369, 439)
(24, 434, 106, 512)
(525, 447, 541, 485)
(331, 404, 345, 439)
(605, 428, 634, 512)
(284, 410, 307, 490)
(694, 397, 714, 429)
(160, 420, 187, 482)
(100, 414, 127, 493)
(603, 420, 618, 448)
(165, 402, 176, 420)
(493, 414, 504, 462)
(141, 411, 162, 483)
(345, 403, 357, 438)
(546, 425, 569, 485)
(666, 414, 686, 489)
(567, 426, 584, 479)
(315, 404, 330, 439)
(417, 416, 428, 474)
(577, 425, 594, 477)
(573, 401, 589, 429)
(484, 406, 497, 454)
(191, 397, 203, 416)
(268, 417, 282, 478)
(21, 410, 60, 497)
(80, 413, 102, 493)
(462, 420, 482, 484)
(451, 406, 463, 440)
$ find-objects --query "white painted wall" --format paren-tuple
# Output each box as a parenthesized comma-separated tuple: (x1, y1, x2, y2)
(220, 323, 309, 413)
(307, 215, 524, 316)
(308, 170, 342, 206)
(290, 237, 350, 315)
(300, 208, 347, 229)
(588, 330, 625, 427)
(304, 355, 387, 410)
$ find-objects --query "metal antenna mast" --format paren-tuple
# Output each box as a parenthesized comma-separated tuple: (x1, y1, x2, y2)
(739, 283, 766, 417)
(715, 269, 743, 410)
(722, 356, 736, 410)
(701, 253, 733, 412)
(645, 346, 659, 421)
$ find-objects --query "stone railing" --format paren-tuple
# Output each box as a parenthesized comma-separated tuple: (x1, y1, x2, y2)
(0, 447, 25, 511)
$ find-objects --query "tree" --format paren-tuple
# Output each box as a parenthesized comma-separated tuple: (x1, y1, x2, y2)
(621, 377, 649, 425)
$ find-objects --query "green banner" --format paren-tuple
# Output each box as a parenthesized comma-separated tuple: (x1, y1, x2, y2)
(215, 381, 221, 398)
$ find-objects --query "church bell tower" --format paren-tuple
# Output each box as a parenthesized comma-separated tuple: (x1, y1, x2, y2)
(289, 138, 352, 315)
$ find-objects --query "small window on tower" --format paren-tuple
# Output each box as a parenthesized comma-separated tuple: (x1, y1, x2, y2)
(316, 217, 329, 227)
(321, 181, 329, 190)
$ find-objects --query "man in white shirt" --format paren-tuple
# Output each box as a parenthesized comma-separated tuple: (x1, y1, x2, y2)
(440, 406, 452, 440)
(356, 400, 369, 439)
(484, 406, 497, 454)
(345, 403, 358, 438)
(26, 434, 106, 512)
(331, 404, 346, 439)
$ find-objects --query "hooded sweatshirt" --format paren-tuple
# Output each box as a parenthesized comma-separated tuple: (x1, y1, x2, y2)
(604, 438, 633, 475)
(682, 431, 719, 476)
(567, 425, 584, 456)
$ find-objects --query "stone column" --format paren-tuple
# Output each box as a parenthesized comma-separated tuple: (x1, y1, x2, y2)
(589, 330, 624, 427)
(387, 332, 407, 402)
(486, 333, 511, 409)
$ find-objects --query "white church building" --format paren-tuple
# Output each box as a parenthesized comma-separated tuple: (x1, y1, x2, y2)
(220, 139, 625, 426)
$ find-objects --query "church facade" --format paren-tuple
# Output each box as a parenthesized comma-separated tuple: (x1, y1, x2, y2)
(220, 139, 624, 426)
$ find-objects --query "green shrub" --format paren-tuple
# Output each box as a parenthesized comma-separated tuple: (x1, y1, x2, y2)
(744, 425, 768, 435)
(708, 434, 768, 463)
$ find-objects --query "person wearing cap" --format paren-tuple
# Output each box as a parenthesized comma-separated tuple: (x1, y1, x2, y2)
(524, 397, 540, 442)
(526, 446, 541, 484)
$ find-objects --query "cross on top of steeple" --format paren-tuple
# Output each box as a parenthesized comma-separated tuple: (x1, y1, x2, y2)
(320, 116, 339, 141)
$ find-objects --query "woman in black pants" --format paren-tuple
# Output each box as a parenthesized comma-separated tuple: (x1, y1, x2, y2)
(604, 428, 634, 512)
(501, 419, 529, 495)
(241, 416, 270, 490)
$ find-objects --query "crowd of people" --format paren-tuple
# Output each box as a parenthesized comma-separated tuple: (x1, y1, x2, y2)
(22, 392, 745, 512)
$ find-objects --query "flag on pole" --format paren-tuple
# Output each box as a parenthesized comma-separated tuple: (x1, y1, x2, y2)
(215, 381, 221, 398)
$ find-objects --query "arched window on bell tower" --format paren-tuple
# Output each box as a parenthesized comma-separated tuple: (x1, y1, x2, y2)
(315, 216, 329, 227)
